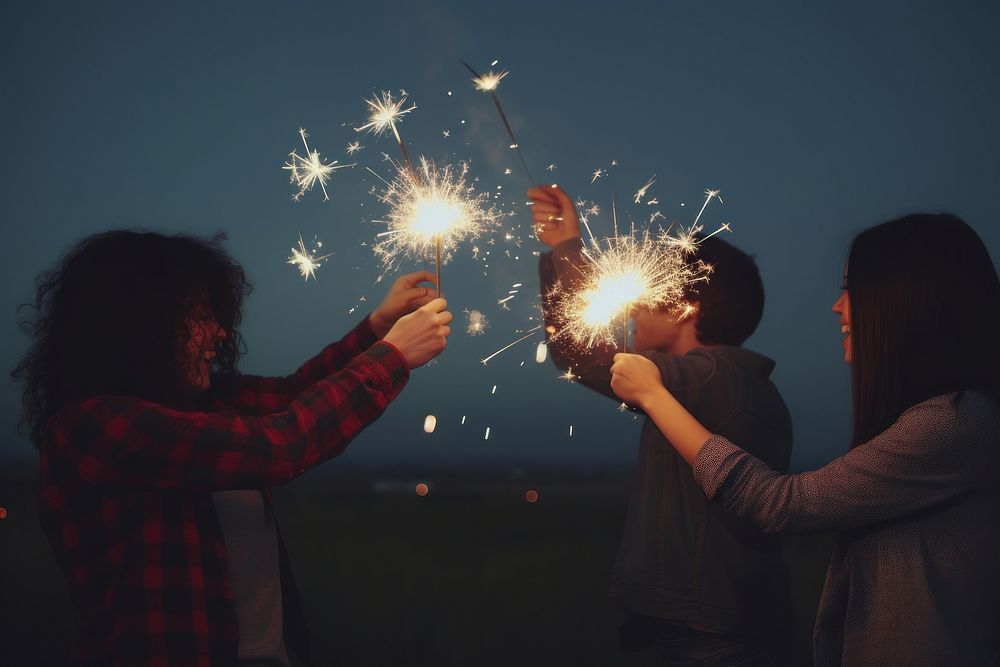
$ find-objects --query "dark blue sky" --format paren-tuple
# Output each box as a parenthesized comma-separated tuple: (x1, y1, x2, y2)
(2, 0, 998, 470)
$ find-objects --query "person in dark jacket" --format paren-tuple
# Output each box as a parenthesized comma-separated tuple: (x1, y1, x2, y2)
(531, 184, 795, 664)
(610, 212, 1000, 665)
(12, 230, 452, 666)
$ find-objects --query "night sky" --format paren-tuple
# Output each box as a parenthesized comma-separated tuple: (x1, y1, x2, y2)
(2, 0, 998, 471)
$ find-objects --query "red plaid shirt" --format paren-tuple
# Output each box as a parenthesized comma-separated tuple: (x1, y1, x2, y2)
(38, 317, 408, 666)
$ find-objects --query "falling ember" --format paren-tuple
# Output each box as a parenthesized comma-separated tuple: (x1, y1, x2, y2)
(524, 489, 539, 503)
(535, 342, 548, 363)
(461, 415, 467, 425)
(491, 385, 497, 395)
(287, 233, 333, 282)
(372, 158, 500, 274)
(415, 483, 429, 496)
(466, 309, 488, 335)
(484, 426, 491, 440)
(284, 128, 354, 202)
(0, 507, 7, 520)
(423, 415, 437, 433)
(555, 227, 712, 348)
(569, 425, 574, 437)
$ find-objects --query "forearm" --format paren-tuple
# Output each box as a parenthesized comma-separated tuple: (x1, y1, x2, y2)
(639, 385, 712, 465)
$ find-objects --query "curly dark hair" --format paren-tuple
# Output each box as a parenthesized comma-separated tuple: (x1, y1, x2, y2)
(683, 235, 765, 346)
(11, 230, 252, 447)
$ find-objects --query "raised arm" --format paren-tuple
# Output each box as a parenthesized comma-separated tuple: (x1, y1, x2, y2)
(47, 298, 452, 493)
(209, 271, 437, 415)
(532, 185, 622, 400)
(610, 354, 984, 534)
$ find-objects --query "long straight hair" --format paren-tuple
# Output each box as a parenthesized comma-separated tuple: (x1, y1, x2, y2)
(847, 213, 1000, 445)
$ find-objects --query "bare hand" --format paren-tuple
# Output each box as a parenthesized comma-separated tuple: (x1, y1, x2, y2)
(383, 298, 452, 369)
(369, 271, 437, 338)
(528, 184, 581, 248)
(610, 353, 664, 408)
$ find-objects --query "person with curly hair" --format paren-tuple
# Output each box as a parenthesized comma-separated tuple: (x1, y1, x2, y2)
(12, 229, 452, 666)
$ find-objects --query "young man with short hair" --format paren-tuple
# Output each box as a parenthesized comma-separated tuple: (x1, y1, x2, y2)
(531, 185, 794, 664)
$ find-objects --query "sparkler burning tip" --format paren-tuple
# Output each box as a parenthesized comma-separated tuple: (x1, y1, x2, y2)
(472, 69, 509, 91)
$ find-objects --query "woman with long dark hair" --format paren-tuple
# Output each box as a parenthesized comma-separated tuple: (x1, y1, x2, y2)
(12, 230, 452, 666)
(609, 213, 1000, 665)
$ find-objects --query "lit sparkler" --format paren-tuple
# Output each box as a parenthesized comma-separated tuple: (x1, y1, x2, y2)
(287, 233, 333, 282)
(283, 128, 354, 202)
(371, 157, 500, 295)
(555, 227, 712, 350)
(461, 60, 535, 185)
(355, 90, 416, 169)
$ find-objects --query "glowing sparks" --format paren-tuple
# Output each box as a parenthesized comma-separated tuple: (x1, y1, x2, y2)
(346, 140, 363, 155)
(535, 342, 548, 364)
(559, 367, 578, 382)
(634, 175, 656, 204)
(284, 128, 353, 202)
(472, 68, 509, 91)
(423, 415, 437, 433)
(467, 309, 489, 335)
(591, 168, 605, 183)
(372, 157, 500, 271)
(355, 90, 415, 139)
(287, 234, 333, 282)
(479, 325, 543, 365)
(554, 228, 711, 348)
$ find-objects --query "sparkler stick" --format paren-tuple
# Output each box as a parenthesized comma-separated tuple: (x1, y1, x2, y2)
(355, 91, 416, 172)
(461, 60, 536, 186)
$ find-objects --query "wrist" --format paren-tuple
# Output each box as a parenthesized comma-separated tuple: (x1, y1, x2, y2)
(368, 311, 390, 338)
(638, 384, 669, 412)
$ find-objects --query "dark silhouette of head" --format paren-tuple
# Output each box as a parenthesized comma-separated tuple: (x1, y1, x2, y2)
(846, 213, 1000, 445)
(12, 230, 252, 446)
(684, 235, 765, 346)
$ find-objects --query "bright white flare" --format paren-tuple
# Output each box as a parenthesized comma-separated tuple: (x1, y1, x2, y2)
(555, 228, 712, 348)
(472, 69, 509, 91)
(372, 157, 500, 270)
(283, 128, 353, 202)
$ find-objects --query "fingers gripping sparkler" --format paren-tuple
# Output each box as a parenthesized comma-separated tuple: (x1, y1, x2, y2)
(461, 60, 536, 186)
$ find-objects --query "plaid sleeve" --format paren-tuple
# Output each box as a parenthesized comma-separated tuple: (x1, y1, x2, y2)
(48, 340, 408, 492)
(208, 315, 380, 415)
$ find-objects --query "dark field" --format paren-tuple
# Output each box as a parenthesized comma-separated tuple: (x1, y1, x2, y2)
(0, 464, 834, 666)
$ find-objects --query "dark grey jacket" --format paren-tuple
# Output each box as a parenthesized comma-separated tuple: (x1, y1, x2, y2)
(540, 238, 794, 638)
(695, 391, 1000, 665)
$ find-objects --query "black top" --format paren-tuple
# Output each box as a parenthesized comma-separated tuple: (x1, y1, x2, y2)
(540, 238, 794, 638)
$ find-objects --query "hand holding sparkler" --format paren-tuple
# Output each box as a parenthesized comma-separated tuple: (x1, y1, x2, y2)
(369, 270, 438, 338)
(528, 185, 581, 248)
(383, 298, 453, 369)
(609, 352, 665, 410)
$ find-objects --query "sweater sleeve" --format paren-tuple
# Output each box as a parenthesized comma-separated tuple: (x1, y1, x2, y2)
(693, 395, 980, 533)
(47, 341, 409, 492)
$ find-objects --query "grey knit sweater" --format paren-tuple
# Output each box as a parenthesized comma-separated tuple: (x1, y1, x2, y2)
(694, 391, 1000, 665)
